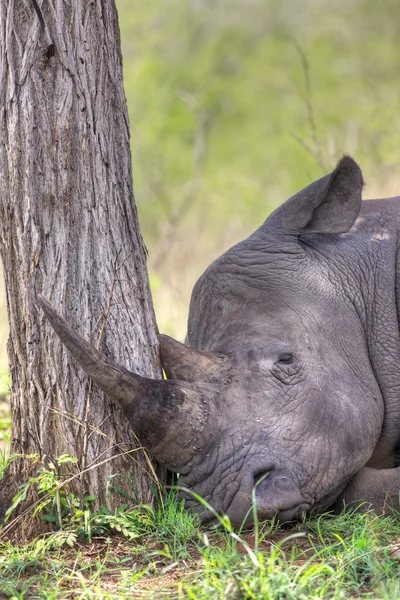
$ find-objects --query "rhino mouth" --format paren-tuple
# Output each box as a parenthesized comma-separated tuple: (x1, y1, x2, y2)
(180, 485, 311, 528)
(257, 503, 311, 523)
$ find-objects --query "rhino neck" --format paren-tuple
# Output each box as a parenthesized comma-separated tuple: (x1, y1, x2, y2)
(367, 229, 400, 462)
(297, 205, 400, 463)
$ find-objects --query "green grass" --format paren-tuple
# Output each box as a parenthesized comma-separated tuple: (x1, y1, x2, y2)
(0, 414, 399, 599)
(1, 492, 400, 599)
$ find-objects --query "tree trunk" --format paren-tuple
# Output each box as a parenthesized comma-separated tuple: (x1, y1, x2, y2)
(0, 1, 161, 535)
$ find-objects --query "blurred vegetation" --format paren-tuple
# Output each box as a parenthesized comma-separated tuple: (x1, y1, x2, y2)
(116, 0, 400, 338)
(1, 0, 400, 379)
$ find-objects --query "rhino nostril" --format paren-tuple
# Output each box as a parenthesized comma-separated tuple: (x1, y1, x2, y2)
(253, 470, 272, 488)
(254, 469, 304, 520)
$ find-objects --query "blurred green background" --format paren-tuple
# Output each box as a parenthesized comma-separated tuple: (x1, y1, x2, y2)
(117, 0, 400, 340)
(1, 0, 400, 385)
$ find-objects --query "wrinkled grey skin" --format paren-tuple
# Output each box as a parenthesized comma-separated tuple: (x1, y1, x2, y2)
(39, 156, 400, 528)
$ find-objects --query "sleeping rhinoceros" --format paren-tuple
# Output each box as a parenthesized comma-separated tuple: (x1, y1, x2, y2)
(39, 155, 400, 527)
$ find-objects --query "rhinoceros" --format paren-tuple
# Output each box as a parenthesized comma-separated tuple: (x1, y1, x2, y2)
(39, 155, 400, 527)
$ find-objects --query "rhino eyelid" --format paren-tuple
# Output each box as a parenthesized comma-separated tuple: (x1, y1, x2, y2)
(277, 353, 294, 364)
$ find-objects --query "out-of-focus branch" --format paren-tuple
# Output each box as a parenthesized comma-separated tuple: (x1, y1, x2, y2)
(150, 103, 211, 272)
(291, 39, 328, 174)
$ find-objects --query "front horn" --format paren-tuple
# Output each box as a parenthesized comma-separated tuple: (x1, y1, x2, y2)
(38, 296, 218, 471)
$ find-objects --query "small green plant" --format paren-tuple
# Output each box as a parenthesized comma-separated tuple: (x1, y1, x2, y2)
(92, 503, 155, 541)
(4, 454, 146, 542)
(5, 454, 82, 529)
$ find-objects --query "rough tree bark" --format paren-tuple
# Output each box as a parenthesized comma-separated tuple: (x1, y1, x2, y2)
(0, 1, 161, 534)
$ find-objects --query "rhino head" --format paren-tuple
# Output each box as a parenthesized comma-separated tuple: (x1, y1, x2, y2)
(39, 156, 384, 527)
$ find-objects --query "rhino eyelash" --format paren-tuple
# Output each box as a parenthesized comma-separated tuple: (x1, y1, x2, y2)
(277, 353, 294, 364)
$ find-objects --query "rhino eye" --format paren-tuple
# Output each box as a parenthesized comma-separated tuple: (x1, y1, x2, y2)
(278, 353, 293, 364)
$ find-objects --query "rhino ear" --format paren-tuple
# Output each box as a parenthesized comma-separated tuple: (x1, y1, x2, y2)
(265, 156, 363, 236)
(159, 334, 227, 382)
